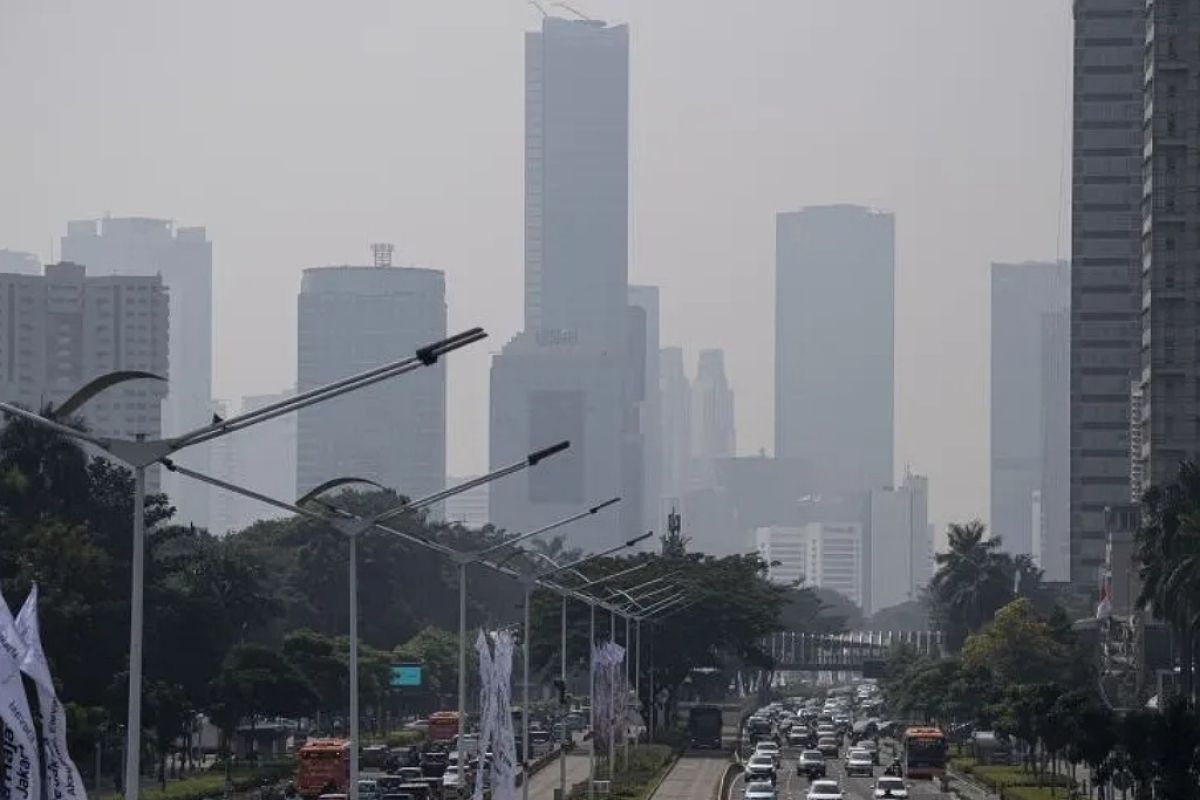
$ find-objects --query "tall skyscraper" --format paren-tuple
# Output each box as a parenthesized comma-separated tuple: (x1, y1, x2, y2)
(1136, 4, 1200, 494)
(0, 262, 168, 484)
(628, 286, 662, 536)
(690, 348, 735, 490)
(1070, 0, 1144, 590)
(61, 217, 213, 527)
(867, 471, 931, 614)
(775, 205, 895, 497)
(445, 476, 491, 529)
(990, 260, 1069, 558)
(659, 346, 691, 512)
(209, 390, 298, 535)
(296, 263, 446, 506)
(490, 15, 638, 548)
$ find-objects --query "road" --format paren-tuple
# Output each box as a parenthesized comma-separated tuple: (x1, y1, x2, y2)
(729, 744, 948, 800)
(649, 753, 731, 800)
(526, 751, 591, 800)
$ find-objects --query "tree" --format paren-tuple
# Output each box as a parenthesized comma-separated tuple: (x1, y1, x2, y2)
(394, 626, 461, 696)
(210, 645, 319, 755)
(1136, 460, 1200, 705)
(960, 598, 1072, 687)
(928, 521, 1015, 649)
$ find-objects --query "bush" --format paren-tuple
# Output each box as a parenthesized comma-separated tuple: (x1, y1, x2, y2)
(96, 758, 297, 800)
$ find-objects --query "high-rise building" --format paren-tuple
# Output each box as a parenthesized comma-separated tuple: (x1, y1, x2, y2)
(775, 205, 894, 496)
(990, 260, 1069, 558)
(1070, 0, 1144, 590)
(659, 346, 691, 513)
(296, 264, 446, 507)
(61, 217, 213, 527)
(867, 471, 931, 614)
(803, 521, 864, 608)
(524, 16, 629, 347)
(490, 15, 638, 548)
(0, 250, 40, 276)
(0, 261, 168, 484)
(1136, 3, 1200, 494)
(209, 390, 298, 536)
(690, 348, 735, 488)
(445, 476, 491, 530)
(1039, 310, 1071, 581)
(628, 286, 662, 536)
(755, 526, 807, 587)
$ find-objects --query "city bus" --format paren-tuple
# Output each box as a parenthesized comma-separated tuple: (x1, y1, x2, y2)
(296, 738, 350, 798)
(901, 726, 947, 779)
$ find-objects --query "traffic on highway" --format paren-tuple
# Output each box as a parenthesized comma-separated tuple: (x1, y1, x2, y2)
(725, 685, 948, 800)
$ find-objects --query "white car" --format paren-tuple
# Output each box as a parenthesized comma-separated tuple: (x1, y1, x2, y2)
(441, 767, 462, 788)
(805, 780, 844, 800)
(754, 741, 782, 764)
(744, 781, 776, 800)
(743, 754, 776, 783)
(873, 777, 909, 799)
(845, 749, 874, 777)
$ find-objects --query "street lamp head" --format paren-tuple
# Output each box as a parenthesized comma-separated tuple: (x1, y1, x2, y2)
(528, 439, 570, 465)
(296, 476, 386, 509)
(624, 531, 654, 548)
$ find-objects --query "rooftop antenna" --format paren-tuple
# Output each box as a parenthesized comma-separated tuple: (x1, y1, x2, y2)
(371, 243, 394, 268)
(552, 2, 591, 20)
(529, 0, 549, 17)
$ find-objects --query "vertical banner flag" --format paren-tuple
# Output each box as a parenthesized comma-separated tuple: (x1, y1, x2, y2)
(15, 586, 87, 800)
(0, 587, 39, 800)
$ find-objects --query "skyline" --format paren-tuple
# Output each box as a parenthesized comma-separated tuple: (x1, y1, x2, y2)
(0, 0, 1074, 535)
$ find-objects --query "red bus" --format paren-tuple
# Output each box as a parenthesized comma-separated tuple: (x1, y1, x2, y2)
(902, 726, 948, 779)
(427, 711, 462, 743)
(296, 738, 350, 798)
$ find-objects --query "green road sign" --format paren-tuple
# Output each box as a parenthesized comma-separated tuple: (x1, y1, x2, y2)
(390, 664, 422, 687)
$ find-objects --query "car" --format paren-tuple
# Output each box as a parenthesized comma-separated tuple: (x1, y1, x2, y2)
(754, 741, 782, 765)
(816, 724, 837, 739)
(805, 780, 844, 800)
(858, 738, 880, 765)
(787, 730, 812, 749)
(872, 777, 908, 799)
(816, 736, 840, 758)
(743, 781, 776, 800)
(357, 780, 380, 800)
(796, 750, 826, 779)
(845, 749, 874, 777)
(743, 754, 776, 784)
(441, 767, 462, 789)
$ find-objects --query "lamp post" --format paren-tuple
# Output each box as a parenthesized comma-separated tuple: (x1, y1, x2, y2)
(514, 533, 652, 800)
(0, 327, 488, 800)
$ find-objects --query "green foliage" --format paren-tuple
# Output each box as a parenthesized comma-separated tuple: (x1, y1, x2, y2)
(960, 599, 1071, 686)
(393, 626, 462, 694)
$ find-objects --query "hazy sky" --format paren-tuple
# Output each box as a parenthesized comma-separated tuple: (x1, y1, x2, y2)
(0, 0, 1072, 536)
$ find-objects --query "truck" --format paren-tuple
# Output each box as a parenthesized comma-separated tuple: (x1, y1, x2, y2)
(296, 738, 350, 799)
(426, 710, 462, 743)
(687, 705, 723, 749)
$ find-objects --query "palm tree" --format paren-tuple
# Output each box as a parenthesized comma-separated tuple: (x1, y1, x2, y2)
(1136, 460, 1200, 706)
(928, 521, 1012, 650)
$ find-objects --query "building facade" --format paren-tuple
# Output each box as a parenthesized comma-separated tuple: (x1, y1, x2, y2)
(755, 526, 807, 587)
(990, 260, 1069, 559)
(1039, 310, 1071, 581)
(628, 286, 662, 536)
(690, 348, 735, 488)
(802, 521, 864, 608)
(0, 262, 168, 484)
(775, 205, 894, 497)
(659, 346, 691, 514)
(0, 250, 40, 276)
(1136, 2, 1200, 493)
(61, 217, 213, 527)
(296, 265, 446, 507)
(867, 471, 932, 614)
(445, 476, 491, 530)
(1070, 0, 1145, 590)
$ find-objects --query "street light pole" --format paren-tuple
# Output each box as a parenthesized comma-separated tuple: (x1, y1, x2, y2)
(123, 465, 145, 799)
(608, 611, 616, 780)
(587, 601, 596, 800)
(457, 561, 467, 790)
(559, 595, 567, 800)
(349, 533, 359, 800)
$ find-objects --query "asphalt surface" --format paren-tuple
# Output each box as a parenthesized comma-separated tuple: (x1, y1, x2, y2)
(650, 753, 731, 800)
(526, 751, 592, 800)
(729, 743, 948, 800)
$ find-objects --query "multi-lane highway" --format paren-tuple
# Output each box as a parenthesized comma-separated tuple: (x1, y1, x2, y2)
(728, 744, 946, 800)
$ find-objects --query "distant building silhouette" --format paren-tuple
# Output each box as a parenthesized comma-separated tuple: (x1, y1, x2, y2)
(628, 286, 662, 537)
(989, 260, 1068, 562)
(0, 250, 40, 276)
(867, 471, 931, 614)
(690, 348, 735, 488)
(490, 15, 641, 547)
(658, 346, 691, 517)
(775, 205, 894, 497)
(62, 217, 212, 527)
(209, 389, 297, 536)
(296, 263, 446, 511)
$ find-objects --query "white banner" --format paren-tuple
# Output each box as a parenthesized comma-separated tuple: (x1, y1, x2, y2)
(0, 586, 39, 800)
(15, 586, 87, 800)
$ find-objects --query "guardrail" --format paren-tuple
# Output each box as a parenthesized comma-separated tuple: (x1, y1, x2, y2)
(713, 762, 741, 800)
